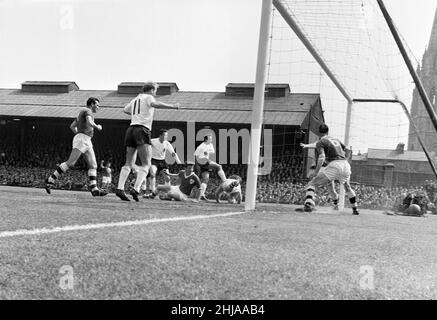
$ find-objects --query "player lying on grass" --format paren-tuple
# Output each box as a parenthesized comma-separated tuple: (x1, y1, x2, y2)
(215, 175, 242, 204)
(149, 161, 201, 202)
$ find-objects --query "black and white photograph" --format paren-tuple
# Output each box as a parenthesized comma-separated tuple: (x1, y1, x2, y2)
(1, 0, 437, 305)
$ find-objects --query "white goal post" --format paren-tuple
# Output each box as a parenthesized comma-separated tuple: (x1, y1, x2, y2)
(245, 0, 353, 211)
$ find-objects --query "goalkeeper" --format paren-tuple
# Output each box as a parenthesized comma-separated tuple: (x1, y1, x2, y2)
(215, 175, 242, 204)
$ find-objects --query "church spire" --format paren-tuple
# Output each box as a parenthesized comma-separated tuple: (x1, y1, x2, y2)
(427, 8, 437, 53)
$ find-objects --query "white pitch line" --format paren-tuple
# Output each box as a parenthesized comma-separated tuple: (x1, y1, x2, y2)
(0, 211, 246, 239)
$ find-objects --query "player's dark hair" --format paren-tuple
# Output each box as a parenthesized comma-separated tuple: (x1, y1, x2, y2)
(229, 174, 242, 182)
(143, 82, 158, 93)
(319, 123, 329, 134)
(204, 134, 213, 142)
(159, 129, 168, 136)
(86, 97, 99, 107)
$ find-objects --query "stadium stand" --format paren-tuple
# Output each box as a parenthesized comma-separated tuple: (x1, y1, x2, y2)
(1, 81, 436, 212)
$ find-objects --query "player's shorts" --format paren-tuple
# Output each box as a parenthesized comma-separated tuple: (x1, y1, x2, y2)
(230, 184, 242, 194)
(124, 125, 151, 148)
(102, 176, 112, 184)
(195, 160, 213, 174)
(150, 158, 169, 175)
(72, 133, 93, 154)
(322, 160, 351, 183)
(168, 186, 188, 201)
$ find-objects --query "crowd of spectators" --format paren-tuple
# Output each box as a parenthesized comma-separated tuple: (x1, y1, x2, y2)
(2, 160, 436, 213)
(1, 124, 437, 212)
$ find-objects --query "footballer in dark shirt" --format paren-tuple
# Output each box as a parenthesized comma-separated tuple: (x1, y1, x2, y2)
(151, 161, 201, 202)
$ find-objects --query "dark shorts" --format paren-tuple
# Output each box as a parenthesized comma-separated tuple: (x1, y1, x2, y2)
(195, 161, 212, 175)
(124, 125, 151, 148)
(148, 158, 169, 176)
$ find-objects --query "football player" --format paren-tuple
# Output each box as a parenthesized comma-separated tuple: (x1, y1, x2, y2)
(150, 161, 201, 202)
(215, 175, 242, 204)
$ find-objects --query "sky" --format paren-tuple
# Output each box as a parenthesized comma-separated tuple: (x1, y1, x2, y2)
(0, 0, 435, 91)
(0, 0, 436, 152)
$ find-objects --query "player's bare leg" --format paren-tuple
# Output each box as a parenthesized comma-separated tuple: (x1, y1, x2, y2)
(141, 178, 150, 198)
(344, 180, 359, 215)
(116, 147, 137, 201)
(208, 161, 226, 182)
(84, 149, 107, 196)
(146, 165, 158, 199)
(326, 181, 339, 210)
(199, 171, 210, 201)
(45, 148, 82, 194)
(130, 144, 151, 201)
(153, 185, 181, 201)
(296, 172, 331, 212)
(215, 185, 224, 203)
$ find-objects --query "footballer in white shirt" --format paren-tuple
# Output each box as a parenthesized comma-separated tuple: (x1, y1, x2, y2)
(194, 133, 227, 200)
(115, 82, 181, 202)
(142, 129, 182, 198)
(215, 175, 242, 204)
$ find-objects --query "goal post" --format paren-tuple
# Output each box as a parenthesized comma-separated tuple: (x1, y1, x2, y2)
(245, 0, 273, 211)
(246, 0, 437, 211)
(246, 0, 355, 211)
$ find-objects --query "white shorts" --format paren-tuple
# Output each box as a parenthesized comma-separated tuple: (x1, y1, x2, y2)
(102, 176, 112, 184)
(72, 133, 93, 154)
(168, 186, 188, 201)
(323, 160, 351, 183)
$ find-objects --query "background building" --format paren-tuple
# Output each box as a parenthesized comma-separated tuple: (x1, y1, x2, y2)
(0, 81, 325, 191)
(408, 9, 437, 152)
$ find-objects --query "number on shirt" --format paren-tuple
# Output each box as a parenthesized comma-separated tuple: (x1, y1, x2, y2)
(132, 99, 141, 115)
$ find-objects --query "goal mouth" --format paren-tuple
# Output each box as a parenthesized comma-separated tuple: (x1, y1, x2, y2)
(245, 0, 437, 210)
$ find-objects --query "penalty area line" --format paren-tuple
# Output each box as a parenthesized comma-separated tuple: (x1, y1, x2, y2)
(0, 211, 246, 239)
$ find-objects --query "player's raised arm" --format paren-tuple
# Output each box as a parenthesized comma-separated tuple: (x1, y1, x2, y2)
(69, 119, 78, 134)
(167, 143, 182, 164)
(151, 101, 180, 110)
(300, 142, 317, 149)
(173, 153, 182, 164)
(162, 168, 179, 178)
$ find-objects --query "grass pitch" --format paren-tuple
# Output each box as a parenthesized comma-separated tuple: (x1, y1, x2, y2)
(0, 186, 437, 300)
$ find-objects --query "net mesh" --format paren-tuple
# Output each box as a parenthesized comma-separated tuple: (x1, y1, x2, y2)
(254, 0, 436, 208)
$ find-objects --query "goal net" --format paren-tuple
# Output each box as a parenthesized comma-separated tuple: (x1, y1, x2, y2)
(249, 0, 437, 210)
